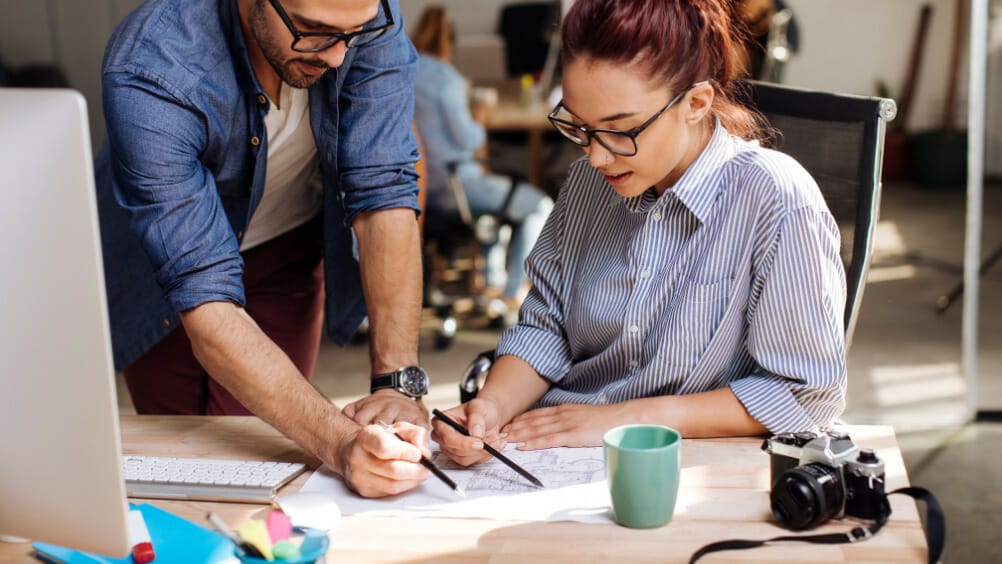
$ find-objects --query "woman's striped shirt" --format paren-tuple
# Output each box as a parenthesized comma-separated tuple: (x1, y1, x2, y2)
(496, 122, 847, 433)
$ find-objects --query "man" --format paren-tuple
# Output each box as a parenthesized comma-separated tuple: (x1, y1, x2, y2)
(95, 0, 430, 497)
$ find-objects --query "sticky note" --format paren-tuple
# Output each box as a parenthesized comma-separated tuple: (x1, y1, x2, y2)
(238, 520, 274, 561)
(266, 510, 292, 543)
(272, 540, 301, 561)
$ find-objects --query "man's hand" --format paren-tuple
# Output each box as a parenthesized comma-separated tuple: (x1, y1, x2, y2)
(343, 389, 430, 429)
(431, 397, 506, 467)
(336, 421, 431, 498)
(501, 403, 629, 450)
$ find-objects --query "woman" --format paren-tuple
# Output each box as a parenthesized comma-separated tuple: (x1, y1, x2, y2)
(433, 0, 847, 465)
(411, 6, 553, 304)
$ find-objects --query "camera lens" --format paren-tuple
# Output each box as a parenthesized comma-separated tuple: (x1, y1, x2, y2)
(770, 463, 844, 530)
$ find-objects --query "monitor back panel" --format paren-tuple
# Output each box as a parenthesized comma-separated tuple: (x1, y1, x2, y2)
(0, 88, 131, 557)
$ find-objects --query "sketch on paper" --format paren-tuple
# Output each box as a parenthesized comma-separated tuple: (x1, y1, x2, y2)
(300, 444, 615, 523)
(430, 448, 605, 492)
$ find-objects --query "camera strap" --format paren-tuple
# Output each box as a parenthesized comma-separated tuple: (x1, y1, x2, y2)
(689, 486, 944, 563)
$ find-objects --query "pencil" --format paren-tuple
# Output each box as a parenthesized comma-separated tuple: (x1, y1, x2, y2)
(377, 422, 466, 498)
(432, 408, 544, 488)
(206, 512, 265, 558)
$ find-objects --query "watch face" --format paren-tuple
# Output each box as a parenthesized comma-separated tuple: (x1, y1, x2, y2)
(398, 366, 429, 397)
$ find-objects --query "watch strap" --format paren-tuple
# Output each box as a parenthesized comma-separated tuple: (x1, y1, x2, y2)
(370, 373, 397, 393)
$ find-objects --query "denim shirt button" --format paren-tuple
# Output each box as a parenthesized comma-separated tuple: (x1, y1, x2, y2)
(237, 230, 243, 239)
(250, 136, 260, 147)
(257, 94, 267, 105)
(162, 319, 171, 328)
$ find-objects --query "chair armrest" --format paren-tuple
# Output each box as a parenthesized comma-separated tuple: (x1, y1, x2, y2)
(460, 349, 496, 403)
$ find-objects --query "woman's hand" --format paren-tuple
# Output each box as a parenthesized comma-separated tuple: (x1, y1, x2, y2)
(501, 403, 630, 450)
(431, 397, 508, 466)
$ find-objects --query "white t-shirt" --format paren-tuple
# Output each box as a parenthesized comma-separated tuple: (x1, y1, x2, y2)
(240, 81, 322, 251)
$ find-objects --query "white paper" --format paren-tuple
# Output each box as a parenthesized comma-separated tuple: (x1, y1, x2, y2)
(300, 445, 617, 523)
(274, 491, 342, 530)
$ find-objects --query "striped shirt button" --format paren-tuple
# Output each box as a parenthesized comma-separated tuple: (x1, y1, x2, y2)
(628, 359, 639, 368)
(651, 211, 663, 221)
(628, 324, 639, 333)
(640, 268, 650, 280)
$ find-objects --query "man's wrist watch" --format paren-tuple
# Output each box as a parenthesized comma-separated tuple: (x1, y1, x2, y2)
(370, 365, 430, 400)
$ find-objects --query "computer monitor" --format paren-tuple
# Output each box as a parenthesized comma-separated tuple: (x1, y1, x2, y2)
(0, 88, 132, 557)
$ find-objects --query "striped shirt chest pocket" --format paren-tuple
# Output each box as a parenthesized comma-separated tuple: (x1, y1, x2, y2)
(663, 277, 733, 371)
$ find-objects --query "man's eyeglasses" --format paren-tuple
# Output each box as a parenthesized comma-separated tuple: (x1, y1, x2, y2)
(547, 85, 694, 157)
(268, 0, 394, 53)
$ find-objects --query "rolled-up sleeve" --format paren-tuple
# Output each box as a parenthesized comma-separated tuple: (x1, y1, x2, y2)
(336, 1, 420, 225)
(103, 71, 244, 314)
(497, 195, 573, 380)
(731, 205, 847, 433)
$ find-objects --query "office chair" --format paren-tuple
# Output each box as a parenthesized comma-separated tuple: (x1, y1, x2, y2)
(422, 162, 521, 349)
(458, 81, 897, 399)
(934, 245, 1002, 313)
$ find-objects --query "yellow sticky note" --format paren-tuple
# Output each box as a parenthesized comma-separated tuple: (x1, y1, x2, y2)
(238, 520, 274, 561)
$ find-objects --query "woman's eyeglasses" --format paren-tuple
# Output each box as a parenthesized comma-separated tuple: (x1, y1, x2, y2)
(268, 0, 393, 53)
(547, 86, 693, 157)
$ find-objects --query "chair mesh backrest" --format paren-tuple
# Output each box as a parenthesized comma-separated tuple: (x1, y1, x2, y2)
(743, 82, 895, 344)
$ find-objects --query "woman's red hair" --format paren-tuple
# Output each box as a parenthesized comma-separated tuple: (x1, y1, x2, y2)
(562, 0, 765, 141)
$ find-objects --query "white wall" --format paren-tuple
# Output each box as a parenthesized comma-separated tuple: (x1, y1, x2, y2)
(784, 0, 1002, 175)
(401, 0, 543, 83)
(986, 3, 1002, 176)
(784, 0, 964, 132)
(3, 0, 997, 168)
(0, 0, 145, 150)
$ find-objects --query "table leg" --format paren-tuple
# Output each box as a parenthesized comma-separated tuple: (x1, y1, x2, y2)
(527, 129, 544, 188)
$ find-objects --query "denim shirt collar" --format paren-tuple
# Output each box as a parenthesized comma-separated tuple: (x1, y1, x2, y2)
(219, 0, 264, 95)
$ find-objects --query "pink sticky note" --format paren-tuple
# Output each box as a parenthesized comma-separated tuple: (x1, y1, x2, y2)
(266, 510, 292, 543)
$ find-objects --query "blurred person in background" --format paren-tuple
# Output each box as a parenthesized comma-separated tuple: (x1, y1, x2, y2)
(411, 5, 553, 308)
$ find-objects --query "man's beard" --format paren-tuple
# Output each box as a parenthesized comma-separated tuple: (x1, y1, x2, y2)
(249, 1, 330, 89)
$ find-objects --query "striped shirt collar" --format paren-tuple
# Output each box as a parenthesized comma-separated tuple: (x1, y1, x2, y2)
(621, 119, 735, 224)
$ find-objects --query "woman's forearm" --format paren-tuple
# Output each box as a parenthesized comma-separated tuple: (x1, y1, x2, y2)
(477, 355, 551, 425)
(633, 387, 767, 438)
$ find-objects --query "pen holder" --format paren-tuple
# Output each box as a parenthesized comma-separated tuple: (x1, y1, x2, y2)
(235, 527, 330, 564)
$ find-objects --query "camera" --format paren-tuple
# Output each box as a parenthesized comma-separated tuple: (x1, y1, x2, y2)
(762, 431, 887, 530)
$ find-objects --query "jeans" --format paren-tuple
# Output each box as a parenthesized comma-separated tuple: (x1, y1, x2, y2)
(427, 162, 553, 298)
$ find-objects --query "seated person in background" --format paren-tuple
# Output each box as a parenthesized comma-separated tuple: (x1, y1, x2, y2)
(434, 0, 847, 464)
(411, 6, 553, 305)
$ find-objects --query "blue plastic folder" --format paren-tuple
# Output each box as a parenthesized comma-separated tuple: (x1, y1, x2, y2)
(32, 503, 237, 563)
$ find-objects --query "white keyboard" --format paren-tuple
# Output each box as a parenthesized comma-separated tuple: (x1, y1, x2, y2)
(123, 455, 307, 503)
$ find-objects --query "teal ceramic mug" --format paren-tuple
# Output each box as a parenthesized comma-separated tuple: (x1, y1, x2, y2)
(603, 424, 682, 528)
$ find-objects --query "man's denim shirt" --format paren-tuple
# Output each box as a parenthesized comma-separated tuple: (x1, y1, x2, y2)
(94, 0, 420, 370)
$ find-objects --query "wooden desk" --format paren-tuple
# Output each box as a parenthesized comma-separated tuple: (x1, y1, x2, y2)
(484, 98, 552, 188)
(0, 416, 927, 563)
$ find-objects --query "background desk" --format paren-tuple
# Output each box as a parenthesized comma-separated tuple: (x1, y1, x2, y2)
(484, 99, 552, 189)
(1, 416, 928, 563)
